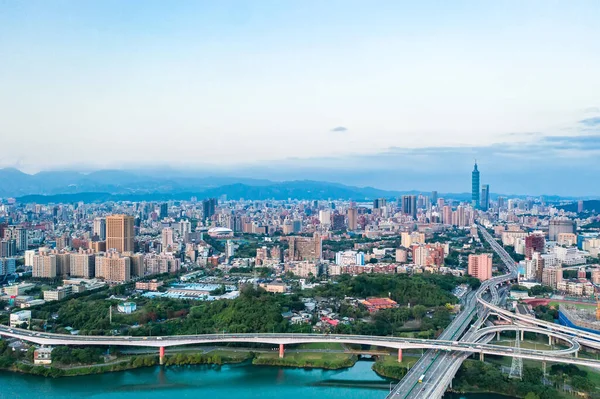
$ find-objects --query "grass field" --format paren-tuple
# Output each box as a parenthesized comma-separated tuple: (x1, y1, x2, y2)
(549, 301, 597, 310)
(293, 342, 344, 350)
(253, 352, 356, 369)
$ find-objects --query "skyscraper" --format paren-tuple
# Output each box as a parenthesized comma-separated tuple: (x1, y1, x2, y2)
(480, 184, 490, 211)
(373, 198, 387, 209)
(431, 191, 438, 204)
(159, 203, 168, 219)
(106, 215, 135, 253)
(472, 162, 480, 208)
(202, 198, 218, 221)
(347, 207, 358, 230)
(401, 195, 417, 219)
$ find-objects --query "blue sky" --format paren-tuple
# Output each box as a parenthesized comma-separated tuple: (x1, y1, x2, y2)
(0, 1, 599, 195)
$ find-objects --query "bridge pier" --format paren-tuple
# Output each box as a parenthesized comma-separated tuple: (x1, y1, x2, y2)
(497, 331, 500, 341)
(279, 344, 285, 359)
(159, 347, 165, 365)
(575, 350, 578, 358)
(549, 336, 552, 346)
(479, 352, 484, 362)
(520, 330, 524, 341)
(542, 361, 546, 376)
(397, 349, 403, 363)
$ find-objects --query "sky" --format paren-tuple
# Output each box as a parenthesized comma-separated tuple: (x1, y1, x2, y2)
(1, 1, 599, 195)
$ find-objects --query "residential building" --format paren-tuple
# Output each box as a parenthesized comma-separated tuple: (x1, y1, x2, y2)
(468, 253, 492, 281)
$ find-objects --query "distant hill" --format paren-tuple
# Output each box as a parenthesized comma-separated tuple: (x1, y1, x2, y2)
(558, 200, 600, 213)
(0, 167, 579, 204)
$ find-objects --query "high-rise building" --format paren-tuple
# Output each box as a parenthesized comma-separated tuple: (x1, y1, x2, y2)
(318, 210, 331, 226)
(497, 196, 505, 209)
(95, 251, 131, 283)
(525, 234, 545, 260)
(402, 195, 417, 219)
(287, 233, 322, 262)
(202, 198, 218, 221)
(468, 253, 492, 281)
(161, 227, 174, 251)
(0, 258, 16, 276)
(431, 191, 438, 204)
(480, 184, 490, 211)
(472, 162, 480, 208)
(347, 208, 358, 230)
(93, 217, 106, 240)
(373, 198, 387, 209)
(331, 213, 346, 231)
(159, 203, 168, 219)
(32, 253, 57, 279)
(0, 239, 16, 258)
(70, 248, 96, 278)
(3, 226, 27, 252)
(106, 215, 135, 253)
(442, 205, 452, 225)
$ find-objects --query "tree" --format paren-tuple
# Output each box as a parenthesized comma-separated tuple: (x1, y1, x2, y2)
(524, 393, 540, 399)
(412, 305, 427, 320)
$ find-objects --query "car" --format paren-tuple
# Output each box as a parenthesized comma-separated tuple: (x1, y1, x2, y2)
(143, 337, 148, 340)
(157, 337, 163, 340)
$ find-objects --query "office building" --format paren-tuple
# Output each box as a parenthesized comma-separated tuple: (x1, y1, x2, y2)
(468, 253, 492, 281)
(202, 198, 218, 221)
(402, 195, 417, 219)
(480, 184, 490, 211)
(159, 203, 168, 219)
(472, 162, 480, 208)
(373, 198, 387, 210)
(431, 191, 438, 204)
(106, 215, 135, 253)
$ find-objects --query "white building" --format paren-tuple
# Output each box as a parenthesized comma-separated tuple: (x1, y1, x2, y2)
(318, 210, 331, 226)
(9, 310, 31, 328)
(335, 250, 365, 266)
(554, 246, 586, 266)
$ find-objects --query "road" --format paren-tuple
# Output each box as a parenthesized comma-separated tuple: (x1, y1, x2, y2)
(387, 224, 520, 399)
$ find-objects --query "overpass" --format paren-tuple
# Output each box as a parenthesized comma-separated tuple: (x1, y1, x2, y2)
(0, 324, 595, 368)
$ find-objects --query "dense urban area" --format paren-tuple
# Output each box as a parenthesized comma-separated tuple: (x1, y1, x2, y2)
(1, 163, 600, 399)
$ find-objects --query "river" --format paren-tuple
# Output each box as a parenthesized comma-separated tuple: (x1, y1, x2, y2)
(0, 360, 516, 399)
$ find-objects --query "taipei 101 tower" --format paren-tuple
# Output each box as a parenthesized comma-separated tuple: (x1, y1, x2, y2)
(472, 161, 480, 208)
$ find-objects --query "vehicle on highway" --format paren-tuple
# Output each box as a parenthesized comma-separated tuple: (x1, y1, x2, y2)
(418, 374, 425, 383)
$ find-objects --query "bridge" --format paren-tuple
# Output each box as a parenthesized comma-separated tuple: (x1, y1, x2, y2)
(0, 324, 596, 367)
